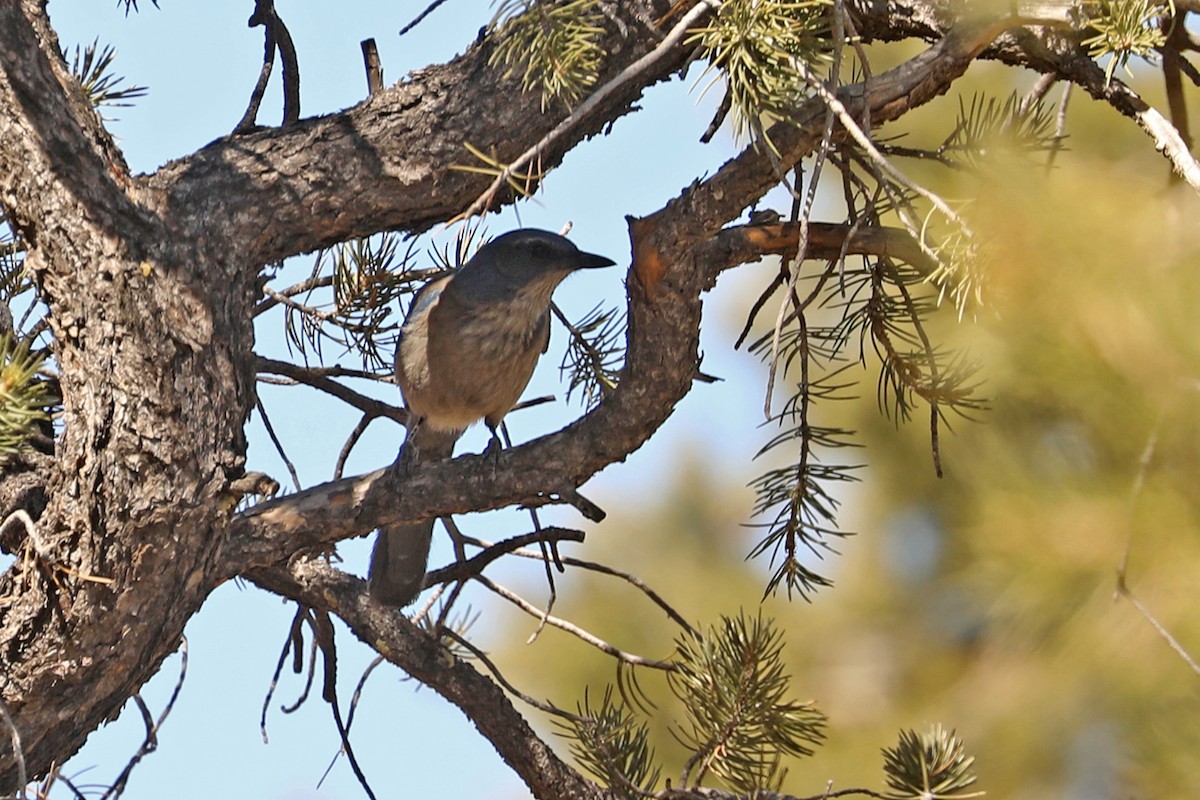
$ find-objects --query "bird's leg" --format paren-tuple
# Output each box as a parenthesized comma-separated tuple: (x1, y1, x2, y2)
(483, 420, 505, 464)
(483, 419, 515, 478)
(397, 416, 425, 476)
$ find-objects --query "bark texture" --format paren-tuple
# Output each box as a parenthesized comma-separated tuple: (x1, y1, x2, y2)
(0, 0, 1192, 797)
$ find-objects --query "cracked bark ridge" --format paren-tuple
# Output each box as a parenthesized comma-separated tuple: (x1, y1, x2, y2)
(0, 0, 1183, 796)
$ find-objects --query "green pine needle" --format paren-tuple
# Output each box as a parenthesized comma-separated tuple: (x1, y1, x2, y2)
(688, 0, 831, 142)
(0, 335, 51, 457)
(558, 302, 624, 409)
(1081, 0, 1171, 84)
(882, 725, 985, 800)
(671, 613, 827, 793)
(488, 0, 606, 110)
(557, 686, 660, 798)
(282, 233, 414, 372)
(67, 39, 148, 111)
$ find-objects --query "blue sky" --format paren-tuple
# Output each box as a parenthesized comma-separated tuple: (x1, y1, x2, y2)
(38, 2, 803, 799)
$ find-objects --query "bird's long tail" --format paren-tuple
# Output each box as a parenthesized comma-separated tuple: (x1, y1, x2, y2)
(368, 423, 461, 606)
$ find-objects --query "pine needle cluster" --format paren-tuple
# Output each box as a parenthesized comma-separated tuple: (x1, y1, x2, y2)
(882, 724, 984, 800)
(1081, 0, 1171, 83)
(67, 40, 148, 112)
(558, 302, 624, 409)
(670, 613, 827, 793)
(560, 614, 832, 796)
(488, 0, 607, 109)
(558, 687, 660, 799)
(689, 0, 832, 142)
(279, 234, 416, 372)
(737, 79, 1069, 597)
(0, 334, 51, 458)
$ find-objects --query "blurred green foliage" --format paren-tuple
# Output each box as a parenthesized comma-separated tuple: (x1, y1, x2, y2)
(485, 32, 1200, 798)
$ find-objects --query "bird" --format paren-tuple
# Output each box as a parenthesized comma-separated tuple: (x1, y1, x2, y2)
(368, 228, 617, 606)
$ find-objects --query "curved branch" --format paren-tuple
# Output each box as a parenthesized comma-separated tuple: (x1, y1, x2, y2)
(143, 0, 689, 266)
(246, 559, 606, 800)
(225, 22, 1008, 577)
(0, 1, 145, 241)
(257, 357, 407, 424)
(852, 0, 1200, 191)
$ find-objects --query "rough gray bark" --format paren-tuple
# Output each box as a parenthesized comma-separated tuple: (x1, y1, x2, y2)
(0, 0, 1191, 797)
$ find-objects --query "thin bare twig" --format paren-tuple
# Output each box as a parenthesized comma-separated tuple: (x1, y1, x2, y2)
(803, 67, 974, 239)
(280, 620, 320, 716)
(1113, 414, 1200, 677)
(1115, 585, 1200, 676)
(477, 576, 675, 670)
(399, 0, 454, 37)
(547, 555, 696, 636)
(0, 694, 26, 798)
(424, 526, 586, 588)
(255, 397, 302, 492)
(454, 530, 694, 635)
(1018, 72, 1057, 116)
(335, 415, 375, 480)
(258, 357, 407, 425)
(253, 258, 331, 316)
(762, 2, 845, 418)
(1045, 82, 1072, 172)
(442, 629, 581, 720)
(101, 638, 188, 799)
(317, 652, 388, 791)
(310, 611, 377, 800)
(261, 605, 308, 743)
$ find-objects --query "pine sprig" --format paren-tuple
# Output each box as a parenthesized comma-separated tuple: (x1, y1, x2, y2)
(947, 92, 1058, 165)
(838, 135, 985, 317)
(688, 0, 831, 142)
(671, 613, 827, 794)
(282, 233, 417, 372)
(742, 259, 864, 599)
(1081, 0, 1171, 84)
(557, 686, 660, 798)
(67, 39, 148, 111)
(882, 725, 985, 800)
(747, 377, 863, 599)
(859, 259, 986, 425)
(451, 142, 545, 202)
(0, 334, 52, 457)
(557, 302, 624, 409)
(489, 0, 607, 109)
(0, 224, 27, 302)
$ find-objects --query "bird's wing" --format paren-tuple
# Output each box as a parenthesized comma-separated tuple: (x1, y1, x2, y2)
(408, 274, 451, 320)
(395, 274, 453, 378)
(539, 309, 551, 354)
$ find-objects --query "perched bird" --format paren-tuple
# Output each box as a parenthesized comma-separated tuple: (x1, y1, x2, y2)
(369, 228, 616, 606)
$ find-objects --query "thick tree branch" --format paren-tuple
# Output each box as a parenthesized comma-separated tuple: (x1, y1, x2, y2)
(247, 560, 606, 800)
(0, 3, 258, 789)
(697, 221, 940, 278)
(0, 3, 1111, 791)
(143, 0, 685, 267)
(225, 21, 1008, 577)
(0, 1, 148, 243)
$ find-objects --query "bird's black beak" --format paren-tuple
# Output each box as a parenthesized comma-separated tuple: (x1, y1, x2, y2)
(571, 250, 617, 270)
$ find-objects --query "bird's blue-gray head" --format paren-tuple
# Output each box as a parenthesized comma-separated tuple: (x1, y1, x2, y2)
(450, 229, 616, 305)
